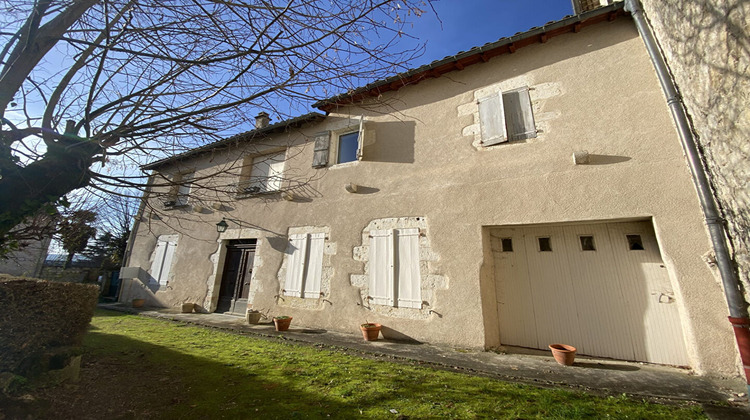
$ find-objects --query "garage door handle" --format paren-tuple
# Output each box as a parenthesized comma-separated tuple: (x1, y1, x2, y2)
(657, 293, 674, 304)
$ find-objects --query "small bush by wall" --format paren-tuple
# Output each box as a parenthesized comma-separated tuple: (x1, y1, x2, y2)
(0, 275, 99, 377)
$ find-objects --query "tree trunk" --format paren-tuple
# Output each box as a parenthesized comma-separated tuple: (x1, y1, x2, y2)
(0, 149, 93, 244)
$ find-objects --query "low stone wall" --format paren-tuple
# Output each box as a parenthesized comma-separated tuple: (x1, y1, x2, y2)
(38, 266, 98, 283)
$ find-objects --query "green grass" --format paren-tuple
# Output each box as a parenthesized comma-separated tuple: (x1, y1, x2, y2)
(84, 310, 705, 419)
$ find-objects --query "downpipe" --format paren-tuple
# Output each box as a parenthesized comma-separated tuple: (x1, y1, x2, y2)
(624, 0, 750, 395)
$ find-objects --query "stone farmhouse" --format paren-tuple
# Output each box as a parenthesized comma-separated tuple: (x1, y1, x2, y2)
(119, 3, 742, 379)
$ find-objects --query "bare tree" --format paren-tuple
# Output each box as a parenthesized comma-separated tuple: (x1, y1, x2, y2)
(0, 0, 431, 250)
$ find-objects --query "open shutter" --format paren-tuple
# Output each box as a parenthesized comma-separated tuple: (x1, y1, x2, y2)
(284, 234, 307, 297)
(303, 233, 325, 298)
(369, 229, 394, 306)
(478, 93, 507, 146)
(312, 131, 331, 168)
(176, 172, 193, 206)
(356, 118, 365, 161)
(266, 151, 285, 191)
(150, 241, 167, 284)
(503, 87, 536, 140)
(396, 228, 422, 308)
(158, 240, 177, 286)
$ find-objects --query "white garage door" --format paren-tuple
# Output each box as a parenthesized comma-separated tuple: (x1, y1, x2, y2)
(491, 221, 690, 366)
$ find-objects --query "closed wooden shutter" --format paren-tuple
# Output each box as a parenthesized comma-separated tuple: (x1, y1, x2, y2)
(369, 229, 394, 306)
(356, 118, 365, 161)
(503, 87, 536, 141)
(303, 233, 325, 298)
(478, 93, 507, 146)
(396, 228, 422, 308)
(312, 131, 331, 168)
(284, 234, 307, 297)
(159, 240, 176, 285)
(151, 237, 177, 286)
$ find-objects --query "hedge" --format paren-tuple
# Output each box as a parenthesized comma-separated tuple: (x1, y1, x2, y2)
(0, 275, 99, 376)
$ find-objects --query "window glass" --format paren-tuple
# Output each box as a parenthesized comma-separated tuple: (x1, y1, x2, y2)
(627, 235, 644, 250)
(337, 132, 359, 163)
(538, 237, 552, 252)
(501, 238, 513, 252)
(579, 235, 596, 251)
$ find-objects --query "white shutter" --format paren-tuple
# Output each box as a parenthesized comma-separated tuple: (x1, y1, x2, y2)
(369, 229, 394, 306)
(176, 172, 193, 206)
(303, 233, 325, 298)
(150, 241, 167, 285)
(312, 131, 331, 168)
(478, 93, 507, 146)
(356, 118, 365, 161)
(396, 228, 422, 308)
(284, 234, 307, 297)
(250, 151, 285, 192)
(266, 152, 285, 191)
(503, 87, 536, 140)
(158, 240, 177, 286)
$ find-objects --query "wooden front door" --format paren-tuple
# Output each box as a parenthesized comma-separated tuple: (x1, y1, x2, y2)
(216, 240, 256, 315)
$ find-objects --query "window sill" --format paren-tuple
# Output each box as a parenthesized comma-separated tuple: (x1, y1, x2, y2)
(235, 190, 281, 200)
(328, 160, 360, 170)
(162, 204, 190, 210)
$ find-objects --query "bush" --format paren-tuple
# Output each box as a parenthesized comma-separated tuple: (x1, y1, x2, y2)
(0, 275, 99, 376)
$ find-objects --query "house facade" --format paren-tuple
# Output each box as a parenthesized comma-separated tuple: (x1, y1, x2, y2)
(120, 4, 741, 378)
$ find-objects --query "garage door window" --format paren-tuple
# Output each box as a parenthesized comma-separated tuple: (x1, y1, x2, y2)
(579, 235, 596, 251)
(538, 237, 552, 252)
(501, 238, 513, 252)
(627, 234, 644, 250)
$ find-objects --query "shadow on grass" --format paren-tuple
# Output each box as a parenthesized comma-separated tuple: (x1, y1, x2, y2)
(80, 311, 427, 418)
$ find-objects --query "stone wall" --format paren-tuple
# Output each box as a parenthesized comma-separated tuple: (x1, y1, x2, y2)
(640, 0, 750, 303)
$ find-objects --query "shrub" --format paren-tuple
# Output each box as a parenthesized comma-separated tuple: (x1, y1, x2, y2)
(0, 275, 99, 376)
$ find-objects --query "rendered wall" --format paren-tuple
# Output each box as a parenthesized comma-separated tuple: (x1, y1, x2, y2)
(121, 18, 739, 377)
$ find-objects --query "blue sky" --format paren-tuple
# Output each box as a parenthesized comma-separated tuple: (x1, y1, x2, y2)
(403, 0, 574, 68)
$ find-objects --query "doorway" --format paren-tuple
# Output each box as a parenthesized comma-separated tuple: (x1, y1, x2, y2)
(216, 239, 256, 315)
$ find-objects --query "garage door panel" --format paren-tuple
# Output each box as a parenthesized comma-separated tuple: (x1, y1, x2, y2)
(523, 227, 585, 350)
(607, 223, 689, 366)
(561, 224, 638, 360)
(491, 229, 538, 348)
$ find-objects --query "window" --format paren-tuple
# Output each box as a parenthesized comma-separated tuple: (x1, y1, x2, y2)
(337, 131, 360, 164)
(538, 237, 552, 252)
(163, 171, 193, 208)
(368, 228, 421, 308)
(627, 235, 644, 251)
(239, 150, 285, 195)
(150, 235, 177, 286)
(284, 233, 325, 298)
(478, 86, 536, 146)
(579, 235, 596, 251)
(311, 118, 368, 167)
(501, 238, 513, 252)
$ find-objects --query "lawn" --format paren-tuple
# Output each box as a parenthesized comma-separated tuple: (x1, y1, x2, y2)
(12, 310, 706, 419)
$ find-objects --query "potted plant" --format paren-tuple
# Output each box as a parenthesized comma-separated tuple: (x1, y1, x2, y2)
(549, 343, 577, 366)
(247, 309, 263, 324)
(273, 315, 293, 331)
(360, 322, 382, 341)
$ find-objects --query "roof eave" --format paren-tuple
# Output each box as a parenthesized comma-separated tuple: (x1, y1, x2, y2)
(313, 4, 626, 112)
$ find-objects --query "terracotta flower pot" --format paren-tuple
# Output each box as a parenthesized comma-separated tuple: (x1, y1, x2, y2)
(181, 303, 194, 313)
(273, 316, 292, 331)
(549, 343, 577, 366)
(132, 298, 145, 308)
(360, 323, 382, 341)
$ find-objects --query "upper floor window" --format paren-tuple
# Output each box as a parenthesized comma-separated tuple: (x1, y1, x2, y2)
(163, 171, 193, 208)
(239, 150, 285, 195)
(311, 118, 369, 168)
(478, 86, 536, 146)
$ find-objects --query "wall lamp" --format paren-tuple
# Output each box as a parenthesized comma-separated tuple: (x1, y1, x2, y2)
(216, 217, 244, 233)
